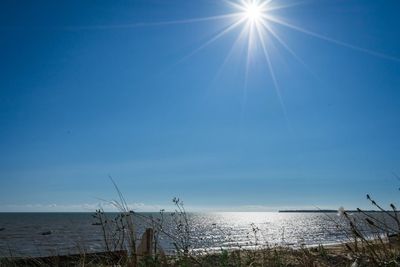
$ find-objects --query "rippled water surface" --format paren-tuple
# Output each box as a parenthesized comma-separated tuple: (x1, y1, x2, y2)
(0, 212, 386, 257)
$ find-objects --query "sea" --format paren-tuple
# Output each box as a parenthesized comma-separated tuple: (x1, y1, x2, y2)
(0, 212, 391, 257)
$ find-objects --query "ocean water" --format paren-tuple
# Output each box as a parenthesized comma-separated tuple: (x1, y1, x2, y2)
(0, 212, 390, 257)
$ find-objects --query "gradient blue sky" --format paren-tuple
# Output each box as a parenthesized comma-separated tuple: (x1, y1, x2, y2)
(1, 0, 400, 212)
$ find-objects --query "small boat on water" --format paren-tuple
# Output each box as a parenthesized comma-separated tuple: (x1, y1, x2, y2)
(40, 231, 52, 236)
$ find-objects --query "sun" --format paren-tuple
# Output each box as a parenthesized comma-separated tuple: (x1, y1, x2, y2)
(235, 0, 272, 54)
(243, 2, 263, 23)
(235, 0, 272, 49)
(237, 0, 272, 26)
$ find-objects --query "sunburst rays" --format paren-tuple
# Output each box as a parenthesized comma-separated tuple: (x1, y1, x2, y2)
(173, 0, 400, 122)
(61, 0, 400, 120)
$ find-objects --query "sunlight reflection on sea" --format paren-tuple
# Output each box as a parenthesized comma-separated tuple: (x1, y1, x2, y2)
(0, 212, 388, 257)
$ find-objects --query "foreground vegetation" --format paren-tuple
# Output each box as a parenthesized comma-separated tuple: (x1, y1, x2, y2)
(1, 183, 400, 266)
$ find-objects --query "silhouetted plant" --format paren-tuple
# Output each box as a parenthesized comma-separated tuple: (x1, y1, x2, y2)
(331, 194, 400, 266)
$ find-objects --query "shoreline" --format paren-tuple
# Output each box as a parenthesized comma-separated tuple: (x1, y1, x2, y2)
(2, 238, 397, 266)
(0, 242, 353, 266)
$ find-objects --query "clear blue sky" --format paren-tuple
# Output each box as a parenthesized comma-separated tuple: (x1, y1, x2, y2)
(1, 0, 400, 212)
